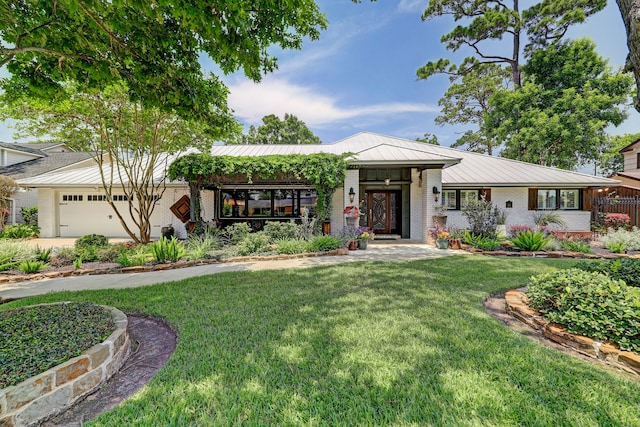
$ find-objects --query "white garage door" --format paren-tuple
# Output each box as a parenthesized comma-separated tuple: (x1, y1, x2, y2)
(58, 192, 163, 237)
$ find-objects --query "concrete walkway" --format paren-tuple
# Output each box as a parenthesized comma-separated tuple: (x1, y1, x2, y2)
(0, 240, 463, 301)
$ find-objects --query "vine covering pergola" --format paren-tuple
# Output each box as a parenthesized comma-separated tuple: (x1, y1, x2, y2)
(168, 152, 351, 226)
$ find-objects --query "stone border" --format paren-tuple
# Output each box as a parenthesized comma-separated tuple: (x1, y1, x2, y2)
(0, 303, 130, 427)
(0, 248, 349, 286)
(462, 244, 640, 259)
(505, 289, 640, 378)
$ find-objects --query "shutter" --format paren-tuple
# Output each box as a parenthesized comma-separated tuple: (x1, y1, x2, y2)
(481, 188, 491, 201)
(582, 188, 593, 211)
(528, 188, 537, 210)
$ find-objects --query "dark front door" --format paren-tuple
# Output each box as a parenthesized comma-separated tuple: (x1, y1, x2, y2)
(366, 191, 399, 234)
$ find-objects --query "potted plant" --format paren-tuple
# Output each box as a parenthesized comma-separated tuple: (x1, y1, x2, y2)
(340, 226, 361, 250)
(448, 227, 463, 249)
(357, 229, 374, 249)
(436, 230, 451, 249)
(344, 205, 360, 227)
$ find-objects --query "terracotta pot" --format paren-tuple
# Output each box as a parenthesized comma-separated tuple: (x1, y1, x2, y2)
(348, 240, 358, 251)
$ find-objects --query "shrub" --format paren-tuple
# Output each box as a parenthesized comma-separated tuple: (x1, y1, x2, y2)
(263, 221, 298, 241)
(1, 224, 40, 239)
(531, 211, 568, 229)
(52, 247, 75, 266)
(295, 210, 317, 240)
(574, 258, 640, 287)
(306, 235, 342, 252)
(221, 222, 251, 245)
(74, 245, 99, 262)
(599, 226, 640, 251)
(184, 234, 219, 260)
(559, 239, 593, 254)
(604, 213, 631, 230)
(34, 246, 52, 262)
(606, 241, 626, 253)
(75, 234, 109, 249)
(528, 269, 640, 352)
(150, 236, 186, 263)
(276, 238, 308, 255)
(20, 206, 38, 225)
(462, 231, 500, 251)
(236, 232, 270, 256)
(96, 246, 123, 263)
(18, 260, 49, 273)
(461, 198, 504, 238)
(0, 240, 34, 270)
(509, 230, 551, 251)
(509, 225, 532, 237)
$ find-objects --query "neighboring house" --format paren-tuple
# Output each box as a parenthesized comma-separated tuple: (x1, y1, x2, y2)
(17, 133, 618, 240)
(0, 142, 94, 223)
(610, 138, 640, 189)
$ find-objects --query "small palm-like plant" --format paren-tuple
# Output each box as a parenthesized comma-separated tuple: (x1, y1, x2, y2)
(150, 236, 186, 263)
(18, 260, 49, 274)
(510, 230, 551, 251)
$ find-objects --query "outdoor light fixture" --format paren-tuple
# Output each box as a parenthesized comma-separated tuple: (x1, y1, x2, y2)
(506, 200, 513, 208)
(432, 186, 440, 203)
(348, 187, 356, 203)
(384, 176, 391, 186)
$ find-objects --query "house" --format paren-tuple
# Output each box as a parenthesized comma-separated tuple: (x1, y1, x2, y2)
(0, 142, 94, 223)
(17, 133, 618, 240)
(610, 138, 640, 189)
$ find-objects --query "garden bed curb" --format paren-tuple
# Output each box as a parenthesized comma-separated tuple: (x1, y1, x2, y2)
(505, 289, 640, 378)
(0, 249, 349, 285)
(462, 244, 640, 259)
(0, 303, 130, 427)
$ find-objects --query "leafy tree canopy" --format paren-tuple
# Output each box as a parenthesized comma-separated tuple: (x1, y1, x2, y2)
(236, 113, 322, 145)
(417, 0, 606, 86)
(597, 132, 640, 176)
(0, 1, 327, 123)
(415, 133, 439, 145)
(487, 39, 633, 170)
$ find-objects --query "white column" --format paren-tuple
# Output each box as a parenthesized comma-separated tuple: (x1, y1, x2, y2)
(410, 168, 424, 240)
(424, 169, 443, 243)
(38, 188, 57, 238)
(343, 169, 360, 227)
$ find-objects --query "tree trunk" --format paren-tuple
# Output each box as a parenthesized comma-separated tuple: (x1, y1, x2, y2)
(617, 0, 640, 111)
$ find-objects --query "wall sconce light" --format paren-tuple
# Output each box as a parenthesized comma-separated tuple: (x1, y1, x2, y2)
(432, 186, 440, 203)
(384, 176, 390, 186)
(348, 187, 356, 203)
(506, 200, 513, 208)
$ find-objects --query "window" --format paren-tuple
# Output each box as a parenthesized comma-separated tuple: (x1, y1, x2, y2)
(62, 194, 83, 202)
(530, 189, 581, 210)
(637, 153, 640, 169)
(220, 189, 318, 218)
(88, 195, 107, 202)
(440, 189, 481, 210)
(111, 195, 130, 202)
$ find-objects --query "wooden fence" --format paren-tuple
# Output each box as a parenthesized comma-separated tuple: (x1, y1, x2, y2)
(593, 186, 640, 228)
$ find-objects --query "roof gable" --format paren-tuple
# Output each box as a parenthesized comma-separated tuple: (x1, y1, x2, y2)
(619, 138, 640, 153)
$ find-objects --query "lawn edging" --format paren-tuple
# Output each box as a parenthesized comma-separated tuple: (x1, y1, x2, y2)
(505, 289, 640, 378)
(0, 303, 130, 427)
(0, 248, 350, 285)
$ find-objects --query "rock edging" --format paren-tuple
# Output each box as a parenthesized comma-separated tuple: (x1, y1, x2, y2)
(0, 248, 350, 285)
(505, 289, 640, 378)
(0, 303, 130, 427)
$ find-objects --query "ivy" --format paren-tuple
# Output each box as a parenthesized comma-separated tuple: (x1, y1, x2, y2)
(168, 153, 350, 220)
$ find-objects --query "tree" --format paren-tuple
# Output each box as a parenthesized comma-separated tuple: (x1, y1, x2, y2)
(2, 83, 214, 243)
(415, 133, 439, 145)
(238, 114, 322, 145)
(0, 175, 18, 228)
(597, 132, 640, 176)
(435, 64, 511, 154)
(486, 39, 633, 170)
(0, 1, 327, 123)
(616, 0, 640, 111)
(417, 0, 606, 87)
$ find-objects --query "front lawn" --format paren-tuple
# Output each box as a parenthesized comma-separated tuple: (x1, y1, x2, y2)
(4, 256, 640, 425)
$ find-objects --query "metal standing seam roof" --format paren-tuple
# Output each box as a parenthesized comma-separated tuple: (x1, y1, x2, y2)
(16, 132, 619, 187)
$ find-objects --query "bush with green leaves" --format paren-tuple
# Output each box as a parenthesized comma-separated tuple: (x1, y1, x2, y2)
(559, 239, 593, 254)
(599, 226, 640, 251)
(75, 234, 109, 249)
(184, 233, 220, 260)
(306, 235, 342, 252)
(275, 238, 308, 255)
(461, 198, 504, 238)
(528, 269, 640, 352)
(150, 236, 186, 263)
(20, 206, 38, 225)
(531, 211, 568, 229)
(17, 260, 49, 273)
(0, 240, 34, 271)
(462, 230, 500, 251)
(263, 221, 299, 241)
(574, 258, 640, 287)
(34, 246, 52, 263)
(221, 222, 251, 245)
(117, 245, 151, 266)
(236, 232, 271, 256)
(1, 223, 40, 239)
(509, 230, 551, 251)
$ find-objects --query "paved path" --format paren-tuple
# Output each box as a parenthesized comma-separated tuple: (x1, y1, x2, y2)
(0, 242, 463, 301)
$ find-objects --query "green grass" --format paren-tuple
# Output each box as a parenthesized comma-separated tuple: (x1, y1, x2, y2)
(3, 256, 640, 426)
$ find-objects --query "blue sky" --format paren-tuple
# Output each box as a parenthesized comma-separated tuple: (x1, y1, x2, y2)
(1, 1, 638, 151)
(207, 0, 640, 147)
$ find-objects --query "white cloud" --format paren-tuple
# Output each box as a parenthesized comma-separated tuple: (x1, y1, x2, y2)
(227, 77, 438, 128)
(397, 0, 426, 14)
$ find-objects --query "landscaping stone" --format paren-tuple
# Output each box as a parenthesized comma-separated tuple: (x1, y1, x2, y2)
(55, 357, 90, 387)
